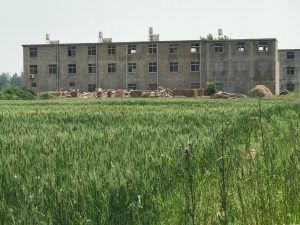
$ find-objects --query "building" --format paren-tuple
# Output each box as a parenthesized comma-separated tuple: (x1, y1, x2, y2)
(279, 49, 300, 92)
(22, 35, 280, 95)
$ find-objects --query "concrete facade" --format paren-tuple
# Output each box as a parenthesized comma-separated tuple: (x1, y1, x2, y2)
(23, 38, 280, 95)
(279, 49, 300, 92)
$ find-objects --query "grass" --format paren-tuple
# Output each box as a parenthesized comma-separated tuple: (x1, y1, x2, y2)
(0, 97, 300, 224)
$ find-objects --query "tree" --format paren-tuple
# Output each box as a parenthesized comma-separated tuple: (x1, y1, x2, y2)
(10, 73, 22, 87)
(0, 73, 9, 90)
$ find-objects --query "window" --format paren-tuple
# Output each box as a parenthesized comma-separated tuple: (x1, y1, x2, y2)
(148, 63, 157, 73)
(68, 64, 76, 74)
(258, 41, 268, 52)
(216, 83, 223, 91)
(287, 83, 295, 92)
(88, 46, 96, 56)
(191, 61, 200, 72)
(29, 65, 37, 74)
(191, 83, 200, 88)
(214, 43, 224, 53)
(49, 64, 57, 74)
(128, 45, 136, 54)
(29, 47, 37, 57)
(128, 83, 137, 90)
(128, 63, 137, 73)
(236, 62, 247, 72)
(190, 43, 199, 53)
(170, 43, 178, 54)
(88, 64, 96, 74)
(68, 47, 76, 57)
(170, 62, 178, 72)
(108, 63, 116, 73)
(287, 67, 295, 75)
(149, 83, 157, 90)
(213, 62, 224, 72)
(31, 82, 37, 88)
(88, 84, 96, 92)
(148, 44, 157, 54)
(69, 82, 75, 88)
(108, 46, 116, 55)
(287, 51, 295, 59)
(237, 42, 245, 52)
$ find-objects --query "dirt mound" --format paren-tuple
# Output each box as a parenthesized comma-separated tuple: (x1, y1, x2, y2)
(248, 85, 273, 97)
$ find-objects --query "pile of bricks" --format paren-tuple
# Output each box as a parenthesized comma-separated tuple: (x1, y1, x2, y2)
(115, 89, 124, 97)
(129, 90, 144, 97)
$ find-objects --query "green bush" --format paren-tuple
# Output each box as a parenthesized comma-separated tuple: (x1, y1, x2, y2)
(142, 92, 151, 98)
(2, 86, 35, 100)
(39, 92, 54, 99)
(206, 81, 217, 95)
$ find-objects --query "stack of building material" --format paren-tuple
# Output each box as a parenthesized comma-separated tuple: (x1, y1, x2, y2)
(154, 90, 160, 97)
(115, 89, 124, 97)
(96, 88, 103, 97)
(173, 89, 198, 97)
(129, 90, 144, 97)
(107, 90, 112, 98)
(196, 88, 209, 96)
(248, 85, 273, 97)
(70, 90, 79, 98)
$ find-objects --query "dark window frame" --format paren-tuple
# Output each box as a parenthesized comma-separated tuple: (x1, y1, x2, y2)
(69, 82, 75, 88)
(108, 46, 116, 55)
(88, 64, 96, 74)
(191, 83, 200, 89)
(108, 63, 116, 73)
(49, 64, 57, 74)
(128, 83, 137, 90)
(88, 46, 96, 56)
(68, 64, 76, 74)
(170, 43, 178, 54)
(258, 41, 269, 52)
(148, 44, 157, 54)
(68, 46, 76, 57)
(149, 83, 158, 90)
(128, 45, 137, 54)
(128, 63, 137, 73)
(214, 43, 224, 53)
(190, 61, 200, 72)
(88, 84, 96, 92)
(29, 65, 38, 75)
(190, 43, 200, 53)
(170, 62, 178, 72)
(236, 42, 245, 52)
(287, 67, 295, 75)
(29, 47, 37, 57)
(287, 83, 295, 92)
(148, 62, 157, 73)
(287, 51, 295, 59)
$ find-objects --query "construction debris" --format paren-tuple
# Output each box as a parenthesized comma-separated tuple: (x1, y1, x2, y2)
(212, 91, 246, 99)
(248, 85, 273, 97)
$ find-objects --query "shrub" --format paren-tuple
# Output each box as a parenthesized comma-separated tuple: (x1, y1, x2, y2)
(2, 86, 35, 100)
(206, 81, 217, 95)
(39, 92, 54, 99)
(142, 92, 151, 98)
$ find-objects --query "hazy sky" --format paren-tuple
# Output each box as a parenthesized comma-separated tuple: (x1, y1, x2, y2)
(0, 0, 299, 74)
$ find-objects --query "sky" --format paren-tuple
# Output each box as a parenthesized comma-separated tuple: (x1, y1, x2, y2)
(0, 0, 299, 74)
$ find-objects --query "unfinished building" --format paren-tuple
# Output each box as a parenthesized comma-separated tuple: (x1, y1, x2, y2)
(22, 30, 280, 95)
(279, 49, 300, 92)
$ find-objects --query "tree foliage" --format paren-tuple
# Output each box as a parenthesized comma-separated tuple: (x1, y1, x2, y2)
(0, 73, 22, 90)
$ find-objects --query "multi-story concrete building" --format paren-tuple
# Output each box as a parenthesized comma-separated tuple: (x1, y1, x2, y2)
(22, 37, 280, 95)
(279, 49, 300, 92)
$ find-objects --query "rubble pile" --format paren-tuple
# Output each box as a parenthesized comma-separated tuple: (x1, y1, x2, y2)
(37, 87, 216, 99)
(248, 85, 273, 97)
